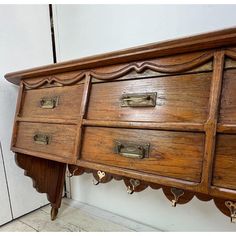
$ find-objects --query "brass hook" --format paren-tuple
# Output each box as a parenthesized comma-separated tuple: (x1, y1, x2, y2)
(67, 167, 79, 178)
(127, 179, 140, 194)
(92, 170, 106, 185)
(171, 188, 184, 207)
(225, 201, 236, 223)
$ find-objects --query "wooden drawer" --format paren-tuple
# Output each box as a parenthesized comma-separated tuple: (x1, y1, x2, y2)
(81, 127, 205, 182)
(20, 84, 83, 119)
(212, 134, 236, 190)
(219, 69, 236, 124)
(14, 122, 77, 162)
(87, 73, 211, 123)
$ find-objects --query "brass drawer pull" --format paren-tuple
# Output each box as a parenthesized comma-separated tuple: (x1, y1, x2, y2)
(114, 140, 150, 159)
(120, 92, 157, 107)
(40, 96, 59, 109)
(33, 133, 51, 145)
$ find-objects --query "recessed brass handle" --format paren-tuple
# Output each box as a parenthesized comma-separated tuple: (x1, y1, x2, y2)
(120, 92, 157, 107)
(40, 96, 59, 109)
(33, 133, 51, 145)
(114, 140, 150, 159)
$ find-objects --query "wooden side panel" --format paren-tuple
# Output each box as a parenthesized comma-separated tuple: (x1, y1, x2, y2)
(87, 73, 212, 123)
(212, 134, 236, 190)
(219, 69, 236, 124)
(81, 127, 205, 182)
(15, 122, 76, 161)
(21, 84, 83, 119)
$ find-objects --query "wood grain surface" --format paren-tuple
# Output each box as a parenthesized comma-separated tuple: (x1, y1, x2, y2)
(21, 84, 83, 119)
(15, 122, 76, 161)
(213, 134, 236, 190)
(87, 73, 211, 123)
(219, 69, 236, 124)
(81, 127, 205, 182)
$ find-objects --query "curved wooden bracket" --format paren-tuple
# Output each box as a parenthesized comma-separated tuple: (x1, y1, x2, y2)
(16, 153, 66, 220)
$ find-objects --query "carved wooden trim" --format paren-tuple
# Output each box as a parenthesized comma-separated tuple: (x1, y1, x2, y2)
(90, 52, 213, 80)
(5, 27, 236, 84)
(68, 165, 236, 222)
(22, 72, 86, 89)
(225, 49, 236, 60)
(22, 52, 213, 89)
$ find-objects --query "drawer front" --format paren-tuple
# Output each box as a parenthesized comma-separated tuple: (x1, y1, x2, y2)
(81, 127, 205, 182)
(213, 134, 236, 190)
(219, 69, 236, 124)
(87, 73, 211, 123)
(15, 122, 76, 160)
(21, 84, 83, 119)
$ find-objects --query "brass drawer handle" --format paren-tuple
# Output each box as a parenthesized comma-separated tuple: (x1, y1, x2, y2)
(33, 133, 51, 145)
(120, 92, 157, 107)
(40, 96, 59, 109)
(114, 140, 150, 159)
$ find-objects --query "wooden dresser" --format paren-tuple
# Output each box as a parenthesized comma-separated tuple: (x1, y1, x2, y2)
(5, 28, 236, 222)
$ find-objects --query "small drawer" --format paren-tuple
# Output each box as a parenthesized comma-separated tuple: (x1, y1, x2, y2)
(87, 72, 211, 123)
(14, 122, 77, 162)
(213, 134, 236, 190)
(20, 84, 83, 119)
(81, 127, 205, 182)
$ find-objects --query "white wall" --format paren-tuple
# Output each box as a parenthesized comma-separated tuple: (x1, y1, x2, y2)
(0, 5, 53, 220)
(53, 5, 236, 231)
(0, 143, 12, 225)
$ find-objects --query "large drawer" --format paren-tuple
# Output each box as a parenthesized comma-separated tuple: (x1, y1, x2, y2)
(87, 73, 211, 123)
(14, 122, 77, 162)
(212, 134, 236, 190)
(20, 84, 83, 119)
(81, 127, 205, 182)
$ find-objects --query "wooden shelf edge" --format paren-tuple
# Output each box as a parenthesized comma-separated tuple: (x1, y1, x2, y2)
(82, 119, 205, 132)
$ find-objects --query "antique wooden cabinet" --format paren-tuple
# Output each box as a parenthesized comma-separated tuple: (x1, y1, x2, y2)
(5, 28, 236, 222)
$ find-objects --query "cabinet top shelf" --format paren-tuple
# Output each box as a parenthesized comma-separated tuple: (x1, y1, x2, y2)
(5, 26, 236, 85)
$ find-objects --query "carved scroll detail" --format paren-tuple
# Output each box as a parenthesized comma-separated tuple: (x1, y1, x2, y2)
(90, 52, 213, 80)
(23, 52, 213, 89)
(22, 73, 86, 89)
(225, 49, 236, 60)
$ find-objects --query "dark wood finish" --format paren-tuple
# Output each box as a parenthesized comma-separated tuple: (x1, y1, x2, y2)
(5, 28, 236, 222)
(81, 127, 204, 182)
(87, 73, 211, 123)
(15, 153, 66, 220)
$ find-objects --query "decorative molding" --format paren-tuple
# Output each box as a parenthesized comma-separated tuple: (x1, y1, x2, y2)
(22, 52, 213, 89)
(225, 49, 236, 60)
(68, 165, 235, 221)
(22, 72, 86, 89)
(90, 52, 214, 80)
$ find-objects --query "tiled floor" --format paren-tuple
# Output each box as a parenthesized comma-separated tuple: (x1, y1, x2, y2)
(0, 198, 160, 232)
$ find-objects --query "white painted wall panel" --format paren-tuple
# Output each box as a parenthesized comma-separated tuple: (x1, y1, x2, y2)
(0, 5, 53, 219)
(0, 143, 12, 225)
(54, 5, 236, 231)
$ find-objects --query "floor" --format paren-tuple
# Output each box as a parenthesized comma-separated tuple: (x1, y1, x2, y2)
(0, 198, 160, 232)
